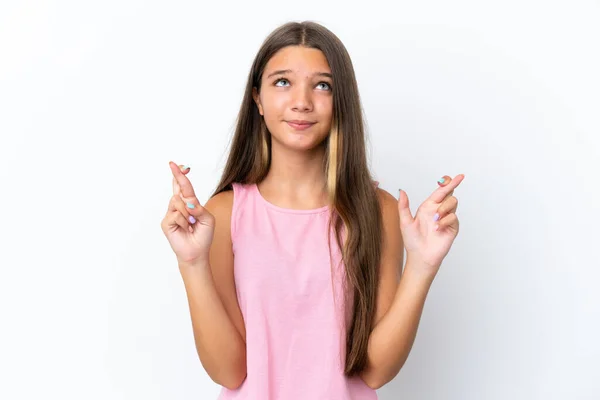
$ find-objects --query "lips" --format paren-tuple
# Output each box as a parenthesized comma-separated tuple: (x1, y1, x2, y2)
(286, 120, 316, 130)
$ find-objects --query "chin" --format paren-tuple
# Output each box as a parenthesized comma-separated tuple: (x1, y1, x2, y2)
(289, 136, 329, 151)
(270, 133, 325, 151)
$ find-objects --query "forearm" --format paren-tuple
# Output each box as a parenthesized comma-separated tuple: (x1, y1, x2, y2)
(179, 262, 246, 389)
(360, 259, 435, 389)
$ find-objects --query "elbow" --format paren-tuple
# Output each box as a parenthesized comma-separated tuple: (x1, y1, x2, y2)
(360, 363, 402, 390)
(210, 350, 247, 390)
(360, 368, 385, 390)
(217, 369, 247, 390)
(362, 374, 385, 391)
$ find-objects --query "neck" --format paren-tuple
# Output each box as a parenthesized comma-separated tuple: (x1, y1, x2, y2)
(259, 141, 328, 208)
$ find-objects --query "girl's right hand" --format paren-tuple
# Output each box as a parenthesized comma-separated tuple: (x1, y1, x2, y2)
(160, 161, 215, 265)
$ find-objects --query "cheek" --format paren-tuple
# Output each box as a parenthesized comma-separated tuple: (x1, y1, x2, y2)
(316, 97, 333, 114)
(262, 102, 285, 124)
(317, 100, 333, 128)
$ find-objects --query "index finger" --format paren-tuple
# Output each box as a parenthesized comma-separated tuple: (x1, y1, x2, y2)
(429, 174, 464, 203)
(169, 161, 196, 198)
(172, 164, 190, 196)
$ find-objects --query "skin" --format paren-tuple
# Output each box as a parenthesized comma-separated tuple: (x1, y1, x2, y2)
(398, 173, 465, 275)
(162, 44, 465, 389)
(251, 45, 334, 209)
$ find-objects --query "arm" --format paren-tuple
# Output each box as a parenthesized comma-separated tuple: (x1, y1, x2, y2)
(179, 190, 247, 389)
(359, 189, 435, 389)
(360, 259, 434, 389)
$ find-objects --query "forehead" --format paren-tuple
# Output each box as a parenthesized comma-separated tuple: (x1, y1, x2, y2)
(264, 46, 331, 75)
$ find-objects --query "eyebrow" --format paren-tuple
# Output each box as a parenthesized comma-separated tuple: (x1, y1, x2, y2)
(265, 69, 333, 79)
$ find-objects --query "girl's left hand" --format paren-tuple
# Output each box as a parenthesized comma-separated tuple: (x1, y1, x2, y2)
(398, 174, 465, 277)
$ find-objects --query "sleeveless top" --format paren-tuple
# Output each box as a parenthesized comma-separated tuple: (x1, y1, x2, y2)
(217, 182, 378, 400)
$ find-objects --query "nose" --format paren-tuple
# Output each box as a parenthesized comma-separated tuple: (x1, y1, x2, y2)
(291, 84, 313, 112)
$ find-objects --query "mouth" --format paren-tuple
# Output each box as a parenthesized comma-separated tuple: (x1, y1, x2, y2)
(286, 120, 316, 131)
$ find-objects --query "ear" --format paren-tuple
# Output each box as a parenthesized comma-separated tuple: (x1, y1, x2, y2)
(252, 87, 264, 116)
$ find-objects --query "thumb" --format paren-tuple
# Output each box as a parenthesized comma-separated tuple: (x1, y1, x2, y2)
(398, 189, 414, 226)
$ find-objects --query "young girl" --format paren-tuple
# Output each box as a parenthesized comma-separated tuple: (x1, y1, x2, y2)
(161, 21, 464, 399)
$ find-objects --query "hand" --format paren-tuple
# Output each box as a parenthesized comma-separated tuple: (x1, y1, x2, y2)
(160, 162, 215, 265)
(398, 174, 464, 277)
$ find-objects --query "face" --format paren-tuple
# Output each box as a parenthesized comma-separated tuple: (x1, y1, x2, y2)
(252, 46, 333, 151)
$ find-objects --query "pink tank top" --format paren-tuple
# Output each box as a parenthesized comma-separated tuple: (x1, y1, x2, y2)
(217, 182, 378, 400)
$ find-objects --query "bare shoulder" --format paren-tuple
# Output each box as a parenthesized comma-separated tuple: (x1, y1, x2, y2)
(375, 187, 399, 217)
(205, 188, 234, 211)
(375, 187, 401, 242)
(204, 189, 234, 231)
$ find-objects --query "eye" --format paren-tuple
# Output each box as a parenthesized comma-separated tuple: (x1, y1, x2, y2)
(273, 78, 332, 91)
(317, 82, 332, 91)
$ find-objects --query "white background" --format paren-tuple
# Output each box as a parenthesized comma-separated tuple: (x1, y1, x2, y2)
(1, 1, 599, 399)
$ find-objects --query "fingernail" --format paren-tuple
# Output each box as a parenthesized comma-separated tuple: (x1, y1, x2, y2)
(188, 215, 196, 224)
(183, 165, 190, 171)
(438, 177, 445, 184)
(186, 202, 195, 209)
(434, 224, 440, 231)
(433, 213, 440, 221)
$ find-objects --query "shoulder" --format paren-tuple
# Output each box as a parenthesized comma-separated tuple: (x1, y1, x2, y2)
(375, 187, 399, 217)
(204, 189, 234, 230)
(205, 188, 234, 209)
(370, 180, 397, 211)
(375, 187, 401, 246)
(205, 188, 234, 211)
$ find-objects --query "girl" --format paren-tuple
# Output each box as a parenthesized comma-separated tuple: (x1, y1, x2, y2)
(161, 21, 464, 399)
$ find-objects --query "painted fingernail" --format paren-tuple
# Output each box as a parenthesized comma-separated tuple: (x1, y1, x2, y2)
(433, 213, 440, 221)
(186, 202, 195, 209)
(182, 165, 190, 171)
(438, 177, 445, 184)
(188, 215, 196, 224)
